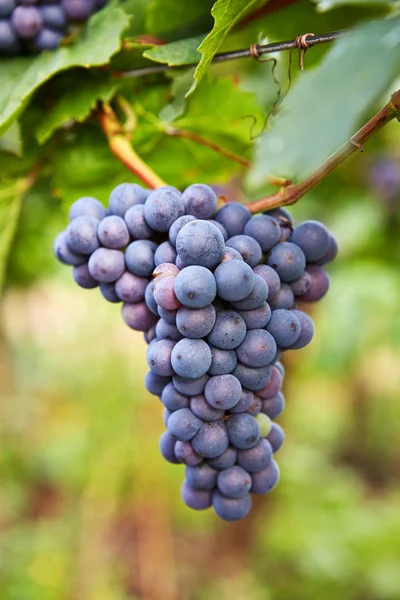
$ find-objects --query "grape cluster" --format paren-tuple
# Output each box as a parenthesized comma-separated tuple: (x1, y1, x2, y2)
(54, 182, 337, 521)
(0, 0, 106, 54)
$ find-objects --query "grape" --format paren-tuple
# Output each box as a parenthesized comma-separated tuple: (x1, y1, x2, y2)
(72, 263, 98, 289)
(257, 365, 282, 399)
(204, 374, 241, 410)
(12, 6, 42, 37)
(251, 459, 280, 494)
(66, 216, 99, 255)
(41, 4, 66, 29)
(237, 438, 272, 473)
(265, 207, 294, 228)
(176, 220, 224, 269)
(53, 231, 86, 266)
(268, 283, 295, 310)
(153, 262, 180, 281)
(181, 481, 212, 510)
(253, 264, 280, 298)
(108, 183, 146, 217)
(61, 0, 95, 21)
(192, 421, 229, 458)
(299, 265, 330, 302)
(182, 183, 217, 219)
(243, 214, 280, 251)
(144, 281, 159, 315)
(154, 241, 177, 266)
(167, 408, 202, 442)
(122, 301, 158, 331)
(266, 309, 301, 347)
(226, 235, 262, 267)
(291, 220, 330, 262)
(207, 310, 246, 350)
(214, 259, 255, 302)
(237, 302, 271, 330)
(176, 304, 216, 339)
(314, 233, 338, 266)
(0, 20, 20, 52)
(208, 447, 237, 470)
(231, 275, 268, 310)
(99, 282, 120, 303)
(227, 413, 260, 449)
(289, 310, 314, 349)
(220, 247, 243, 262)
(255, 413, 272, 437)
(174, 266, 216, 308)
(169, 215, 196, 247)
(173, 374, 209, 397)
(33, 27, 62, 49)
(159, 432, 179, 464)
(275, 361, 284, 376)
(232, 363, 271, 392)
(0, 0, 15, 17)
(212, 490, 251, 521)
(267, 242, 306, 282)
(171, 338, 212, 379)
(144, 371, 170, 396)
(209, 220, 228, 241)
(69, 197, 106, 221)
(144, 325, 157, 345)
(190, 394, 225, 422)
(114, 272, 147, 303)
(175, 441, 203, 466)
(161, 382, 189, 411)
(97, 215, 130, 249)
(228, 389, 254, 414)
(217, 465, 251, 499)
(124, 204, 153, 240)
(261, 392, 285, 420)
(290, 272, 312, 296)
(186, 463, 218, 490)
(125, 240, 157, 277)
(146, 339, 175, 377)
(266, 423, 285, 453)
(155, 319, 183, 342)
(246, 395, 262, 417)
(88, 248, 125, 283)
(208, 346, 237, 376)
(157, 306, 177, 325)
(144, 188, 184, 232)
(235, 329, 277, 368)
(215, 203, 251, 237)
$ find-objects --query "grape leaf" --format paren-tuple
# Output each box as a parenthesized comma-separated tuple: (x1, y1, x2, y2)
(0, 123, 22, 156)
(190, 0, 265, 95)
(315, 0, 395, 11)
(249, 15, 400, 188)
(0, 5, 129, 136)
(35, 76, 120, 145)
(143, 35, 205, 66)
(145, 0, 214, 40)
(0, 180, 25, 291)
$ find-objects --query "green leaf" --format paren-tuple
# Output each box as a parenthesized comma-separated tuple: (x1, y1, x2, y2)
(0, 180, 25, 291)
(190, 0, 264, 94)
(143, 35, 205, 65)
(0, 123, 22, 156)
(0, 5, 129, 136)
(145, 0, 214, 40)
(249, 15, 400, 188)
(315, 0, 395, 11)
(35, 76, 120, 145)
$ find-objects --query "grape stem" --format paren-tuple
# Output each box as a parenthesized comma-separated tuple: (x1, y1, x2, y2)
(98, 103, 167, 189)
(246, 89, 400, 213)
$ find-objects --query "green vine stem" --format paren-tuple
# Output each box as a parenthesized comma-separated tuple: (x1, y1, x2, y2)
(98, 103, 167, 189)
(246, 89, 400, 214)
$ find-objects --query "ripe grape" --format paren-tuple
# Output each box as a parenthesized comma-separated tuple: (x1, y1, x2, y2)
(167, 408, 202, 442)
(208, 346, 237, 376)
(204, 374, 242, 410)
(217, 466, 251, 499)
(122, 301, 158, 331)
(237, 438, 272, 473)
(192, 421, 229, 458)
(171, 338, 212, 379)
(250, 459, 280, 494)
(243, 214, 281, 251)
(214, 259, 255, 302)
(227, 413, 260, 450)
(212, 490, 251, 521)
(144, 188, 184, 232)
(161, 382, 189, 411)
(159, 432, 179, 464)
(182, 183, 217, 219)
(226, 235, 262, 267)
(291, 220, 330, 262)
(146, 339, 175, 377)
(115, 272, 148, 303)
(261, 392, 285, 420)
(215, 203, 251, 237)
(267, 242, 306, 282)
(266, 423, 285, 453)
(208, 447, 237, 470)
(186, 463, 218, 490)
(176, 220, 225, 268)
(190, 394, 225, 422)
(181, 481, 212, 510)
(207, 310, 246, 350)
(176, 304, 216, 338)
(174, 266, 216, 308)
(66, 216, 99, 255)
(88, 248, 125, 283)
(266, 309, 301, 347)
(97, 215, 130, 249)
(236, 329, 277, 368)
(175, 441, 203, 466)
(230, 275, 268, 310)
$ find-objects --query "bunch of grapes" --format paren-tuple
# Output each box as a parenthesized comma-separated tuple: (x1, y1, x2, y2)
(54, 182, 337, 521)
(0, 0, 106, 54)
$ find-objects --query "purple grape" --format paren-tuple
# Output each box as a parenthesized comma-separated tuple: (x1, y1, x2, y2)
(289, 310, 314, 350)
(176, 304, 216, 339)
(173, 374, 209, 396)
(207, 447, 237, 470)
(209, 219, 228, 241)
(175, 441, 203, 466)
(182, 184, 217, 219)
(72, 263, 98, 289)
(220, 247, 243, 262)
(97, 215, 130, 249)
(146, 339, 175, 377)
(154, 241, 177, 266)
(169, 215, 196, 246)
(114, 272, 147, 303)
(314, 233, 338, 266)
(266, 423, 285, 453)
(69, 197, 106, 221)
(0, 20, 20, 52)
(157, 306, 177, 324)
(268, 283, 295, 310)
(144, 281, 159, 315)
(174, 266, 216, 309)
(232, 363, 271, 392)
(292, 220, 330, 262)
(267, 242, 306, 282)
(12, 5, 42, 38)
(41, 4, 66, 29)
(214, 259, 255, 302)
(236, 302, 271, 330)
(212, 490, 251, 521)
(124, 204, 153, 239)
(144, 325, 157, 345)
(266, 309, 301, 347)
(204, 374, 242, 410)
(62, 0, 96, 21)
(33, 27, 63, 50)
(125, 240, 156, 277)
(144, 371, 170, 396)
(217, 466, 251, 498)
(154, 276, 181, 310)
(299, 265, 330, 302)
(253, 265, 281, 298)
(192, 421, 229, 458)
(237, 438, 272, 473)
(261, 392, 285, 420)
(66, 215, 99, 255)
(215, 203, 251, 237)
(159, 432, 179, 464)
(186, 463, 218, 490)
(236, 329, 277, 368)
(155, 319, 183, 342)
(190, 394, 225, 422)
(228, 389, 254, 414)
(243, 214, 280, 251)
(257, 365, 282, 399)
(208, 346, 237, 376)
(290, 272, 312, 296)
(246, 395, 262, 417)
(0, 0, 15, 17)
(171, 338, 212, 379)
(181, 481, 212, 510)
(144, 188, 184, 232)
(250, 459, 280, 494)
(227, 413, 260, 449)
(53, 231, 86, 266)
(226, 235, 262, 267)
(207, 310, 246, 350)
(231, 275, 268, 310)
(122, 301, 158, 331)
(176, 220, 225, 269)
(99, 282, 120, 303)
(88, 248, 125, 283)
(167, 408, 202, 442)
(153, 262, 180, 280)
(161, 382, 189, 411)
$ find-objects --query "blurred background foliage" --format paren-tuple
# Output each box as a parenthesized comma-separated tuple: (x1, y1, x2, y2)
(1, 0, 400, 598)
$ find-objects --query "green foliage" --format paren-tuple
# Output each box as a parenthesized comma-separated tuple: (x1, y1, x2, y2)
(143, 35, 205, 65)
(0, 180, 25, 290)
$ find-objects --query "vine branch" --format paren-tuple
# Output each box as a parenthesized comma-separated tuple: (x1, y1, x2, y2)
(98, 103, 167, 189)
(246, 89, 400, 213)
(117, 30, 346, 79)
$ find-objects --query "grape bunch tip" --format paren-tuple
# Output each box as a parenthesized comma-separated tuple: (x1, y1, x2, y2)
(54, 181, 338, 522)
